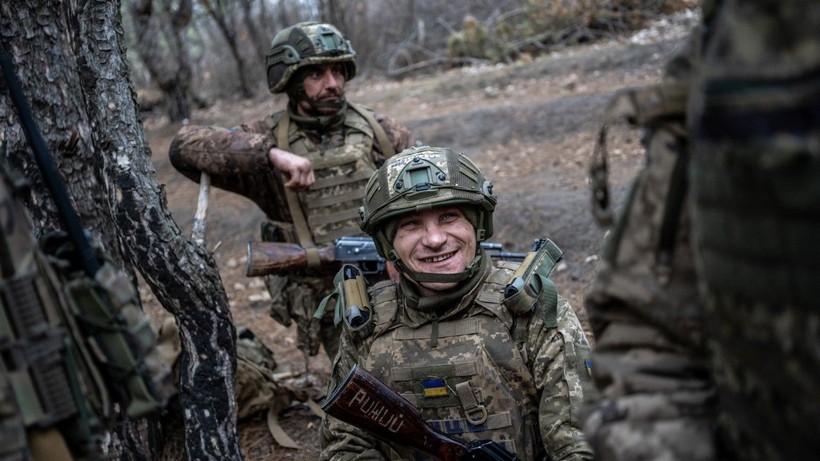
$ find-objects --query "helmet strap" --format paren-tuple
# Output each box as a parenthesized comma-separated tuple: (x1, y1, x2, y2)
(399, 252, 491, 314)
(387, 245, 484, 284)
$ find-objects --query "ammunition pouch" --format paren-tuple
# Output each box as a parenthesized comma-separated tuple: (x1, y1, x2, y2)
(1, 231, 171, 458)
(40, 231, 172, 421)
(316, 264, 373, 339)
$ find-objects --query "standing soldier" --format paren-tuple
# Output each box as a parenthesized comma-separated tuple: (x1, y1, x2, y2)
(687, 0, 820, 458)
(320, 146, 595, 461)
(583, 1, 820, 460)
(169, 21, 414, 363)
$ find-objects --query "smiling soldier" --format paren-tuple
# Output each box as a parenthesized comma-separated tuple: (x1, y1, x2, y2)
(318, 146, 596, 461)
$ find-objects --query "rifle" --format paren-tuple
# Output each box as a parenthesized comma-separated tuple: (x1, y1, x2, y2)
(322, 364, 519, 461)
(246, 235, 528, 277)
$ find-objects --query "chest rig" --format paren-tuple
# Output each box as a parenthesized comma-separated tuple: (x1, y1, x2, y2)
(360, 262, 555, 460)
(271, 103, 395, 268)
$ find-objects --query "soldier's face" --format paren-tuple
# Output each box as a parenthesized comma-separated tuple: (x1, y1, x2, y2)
(392, 206, 477, 296)
(295, 63, 346, 116)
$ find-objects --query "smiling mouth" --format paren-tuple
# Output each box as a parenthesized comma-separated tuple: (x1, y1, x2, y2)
(421, 251, 456, 263)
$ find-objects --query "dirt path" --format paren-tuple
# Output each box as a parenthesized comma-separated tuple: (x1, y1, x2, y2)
(142, 12, 696, 460)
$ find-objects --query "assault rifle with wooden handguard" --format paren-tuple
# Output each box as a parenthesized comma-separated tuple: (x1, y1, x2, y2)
(246, 235, 528, 277)
(322, 364, 520, 461)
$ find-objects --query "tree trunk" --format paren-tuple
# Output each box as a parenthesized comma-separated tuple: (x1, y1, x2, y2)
(0, 2, 242, 460)
(238, 0, 270, 64)
(199, 0, 254, 99)
(128, 0, 196, 121)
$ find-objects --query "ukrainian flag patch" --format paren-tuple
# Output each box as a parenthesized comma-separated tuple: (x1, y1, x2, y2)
(422, 378, 448, 397)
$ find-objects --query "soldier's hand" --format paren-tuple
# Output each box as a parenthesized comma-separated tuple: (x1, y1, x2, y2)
(268, 147, 315, 191)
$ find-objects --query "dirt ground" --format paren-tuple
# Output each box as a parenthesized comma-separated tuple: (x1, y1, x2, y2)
(141, 10, 697, 460)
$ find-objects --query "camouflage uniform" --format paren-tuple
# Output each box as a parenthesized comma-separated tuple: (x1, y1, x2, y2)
(687, 0, 820, 459)
(0, 157, 170, 460)
(169, 22, 414, 361)
(583, 1, 820, 460)
(320, 147, 595, 460)
(580, 31, 717, 461)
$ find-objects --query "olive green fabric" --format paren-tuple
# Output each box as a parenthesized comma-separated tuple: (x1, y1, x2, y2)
(0, 159, 171, 460)
(583, 1, 820, 460)
(688, 1, 820, 459)
(321, 254, 595, 460)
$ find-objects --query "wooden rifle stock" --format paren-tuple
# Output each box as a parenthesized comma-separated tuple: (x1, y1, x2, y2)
(322, 364, 472, 461)
(246, 241, 335, 276)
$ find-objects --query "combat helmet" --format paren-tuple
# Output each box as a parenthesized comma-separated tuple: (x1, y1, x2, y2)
(266, 21, 356, 94)
(360, 146, 497, 269)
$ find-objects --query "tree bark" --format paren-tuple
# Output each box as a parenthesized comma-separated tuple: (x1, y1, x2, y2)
(198, 0, 254, 99)
(128, 0, 196, 121)
(0, 2, 242, 460)
(238, 0, 269, 65)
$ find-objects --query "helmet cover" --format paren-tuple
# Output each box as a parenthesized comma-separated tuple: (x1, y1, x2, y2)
(266, 21, 357, 94)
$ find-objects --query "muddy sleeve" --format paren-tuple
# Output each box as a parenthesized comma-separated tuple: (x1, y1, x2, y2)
(530, 296, 596, 461)
(374, 112, 415, 163)
(168, 125, 288, 217)
(319, 335, 388, 461)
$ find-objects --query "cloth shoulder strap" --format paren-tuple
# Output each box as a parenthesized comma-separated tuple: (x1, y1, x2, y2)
(347, 102, 396, 158)
(275, 112, 321, 267)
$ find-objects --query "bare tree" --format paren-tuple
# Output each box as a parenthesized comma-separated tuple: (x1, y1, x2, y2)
(198, 0, 255, 98)
(127, 0, 199, 121)
(0, 1, 241, 460)
(238, 0, 271, 64)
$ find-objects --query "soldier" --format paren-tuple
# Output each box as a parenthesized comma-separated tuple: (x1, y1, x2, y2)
(169, 21, 414, 363)
(0, 157, 170, 460)
(582, 1, 820, 460)
(580, 27, 715, 461)
(319, 146, 595, 460)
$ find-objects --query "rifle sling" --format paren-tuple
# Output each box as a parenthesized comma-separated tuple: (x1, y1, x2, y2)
(276, 112, 321, 268)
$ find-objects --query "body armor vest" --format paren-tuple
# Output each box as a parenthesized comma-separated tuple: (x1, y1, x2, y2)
(361, 264, 544, 460)
(270, 105, 381, 246)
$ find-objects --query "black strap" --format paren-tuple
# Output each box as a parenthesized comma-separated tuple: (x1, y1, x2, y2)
(0, 41, 100, 277)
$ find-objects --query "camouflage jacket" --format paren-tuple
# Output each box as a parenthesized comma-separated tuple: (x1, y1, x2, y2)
(320, 254, 595, 461)
(168, 103, 414, 227)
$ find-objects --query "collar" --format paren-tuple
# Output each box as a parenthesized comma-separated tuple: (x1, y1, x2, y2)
(287, 100, 346, 131)
(399, 251, 492, 320)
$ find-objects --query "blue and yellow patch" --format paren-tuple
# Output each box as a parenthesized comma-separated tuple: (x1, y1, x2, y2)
(422, 378, 448, 397)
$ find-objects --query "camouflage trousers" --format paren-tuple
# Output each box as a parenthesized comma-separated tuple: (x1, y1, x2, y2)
(265, 273, 341, 362)
(581, 116, 717, 460)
